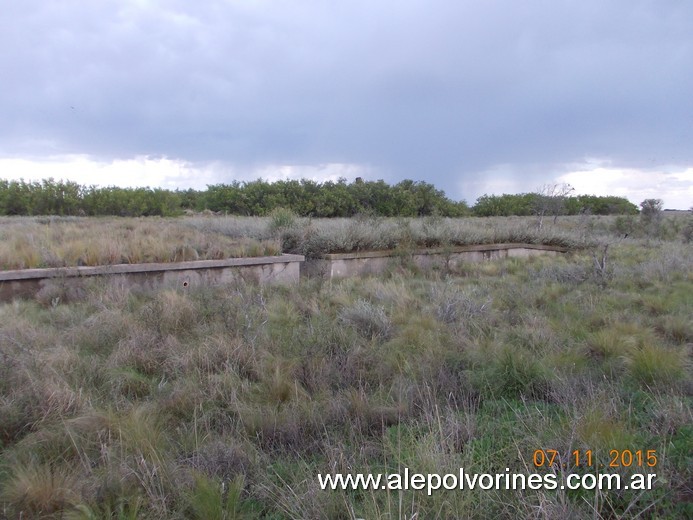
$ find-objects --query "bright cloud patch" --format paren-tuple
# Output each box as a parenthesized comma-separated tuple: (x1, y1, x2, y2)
(0, 156, 370, 191)
(0, 155, 215, 190)
(558, 162, 693, 210)
(253, 163, 372, 184)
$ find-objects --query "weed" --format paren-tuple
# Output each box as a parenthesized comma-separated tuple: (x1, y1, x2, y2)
(625, 343, 689, 387)
(481, 346, 552, 400)
(338, 299, 392, 341)
(267, 207, 298, 234)
(67, 495, 144, 520)
(184, 472, 251, 520)
(1, 462, 80, 516)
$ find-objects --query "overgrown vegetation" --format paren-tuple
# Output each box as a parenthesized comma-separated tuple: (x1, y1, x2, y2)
(473, 191, 639, 217)
(0, 214, 690, 518)
(0, 177, 640, 218)
(0, 217, 280, 269)
(2, 209, 687, 269)
(186, 212, 608, 259)
(0, 213, 594, 270)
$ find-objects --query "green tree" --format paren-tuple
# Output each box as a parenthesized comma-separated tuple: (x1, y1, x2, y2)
(640, 198, 663, 221)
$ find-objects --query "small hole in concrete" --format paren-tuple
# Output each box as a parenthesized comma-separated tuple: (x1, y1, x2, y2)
(182, 281, 189, 287)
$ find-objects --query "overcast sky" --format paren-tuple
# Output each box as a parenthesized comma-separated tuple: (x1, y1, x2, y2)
(1, 0, 692, 208)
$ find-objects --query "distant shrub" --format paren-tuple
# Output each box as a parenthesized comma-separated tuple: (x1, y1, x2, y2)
(640, 198, 663, 221)
(640, 198, 664, 237)
(613, 214, 637, 236)
(682, 207, 693, 243)
(267, 207, 298, 234)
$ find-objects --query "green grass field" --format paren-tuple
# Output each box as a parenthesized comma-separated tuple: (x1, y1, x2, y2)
(0, 214, 691, 518)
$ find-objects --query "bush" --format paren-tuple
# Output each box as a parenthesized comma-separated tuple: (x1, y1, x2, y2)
(682, 207, 693, 243)
(338, 299, 392, 340)
(640, 198, 663, 221)
(267, 207, 298, 234)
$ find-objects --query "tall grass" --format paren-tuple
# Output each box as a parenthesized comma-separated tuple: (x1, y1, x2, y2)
(0, 216, 280, 269)
(185, 213, 627, 258)
(0, 215, 691, 518)
(3, 213, 687, 269)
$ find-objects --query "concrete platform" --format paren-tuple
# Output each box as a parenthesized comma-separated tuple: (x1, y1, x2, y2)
(301, 243, 567, 280)
(0, 254, 304, 303)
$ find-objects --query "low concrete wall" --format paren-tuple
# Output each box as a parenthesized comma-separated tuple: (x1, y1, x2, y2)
(302, 244, 567, 280)
(0, 254, 304, 302)
(0, 244, 568, 301)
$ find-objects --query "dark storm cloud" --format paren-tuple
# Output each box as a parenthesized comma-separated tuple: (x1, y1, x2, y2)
(1, 0, 692, 201)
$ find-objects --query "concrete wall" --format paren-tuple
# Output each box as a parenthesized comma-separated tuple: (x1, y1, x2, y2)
(303, 244, 566, 280)
(0, 244, 568, 302)
(0, 254, 304, 303)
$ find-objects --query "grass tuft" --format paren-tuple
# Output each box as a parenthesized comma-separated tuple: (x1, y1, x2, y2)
(2, 462, 80, 516)
(625, 344, 689, 387)
(184, 472, 249, 520)
(339, 299, 392, 341)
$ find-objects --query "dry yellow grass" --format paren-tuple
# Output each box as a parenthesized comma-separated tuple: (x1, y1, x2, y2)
(0, 216, 280, 269)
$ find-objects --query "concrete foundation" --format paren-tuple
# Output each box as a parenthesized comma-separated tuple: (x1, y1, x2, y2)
(302, 243, 567, 280)
(0, 254, 304, 303)
(0, 244, 568, 302)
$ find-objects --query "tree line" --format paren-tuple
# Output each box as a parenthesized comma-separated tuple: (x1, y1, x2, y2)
(0, 178, 638, 218)
(472, 192, 639, 217)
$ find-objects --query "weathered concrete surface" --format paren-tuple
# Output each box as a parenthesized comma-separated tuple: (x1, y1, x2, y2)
(1, 244, 568, 301)
(0, 254, 304, 303)
(303, 244, 567, 280)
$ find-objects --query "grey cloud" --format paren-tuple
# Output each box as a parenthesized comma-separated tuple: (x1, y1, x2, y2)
(1, 0, 692, 201)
